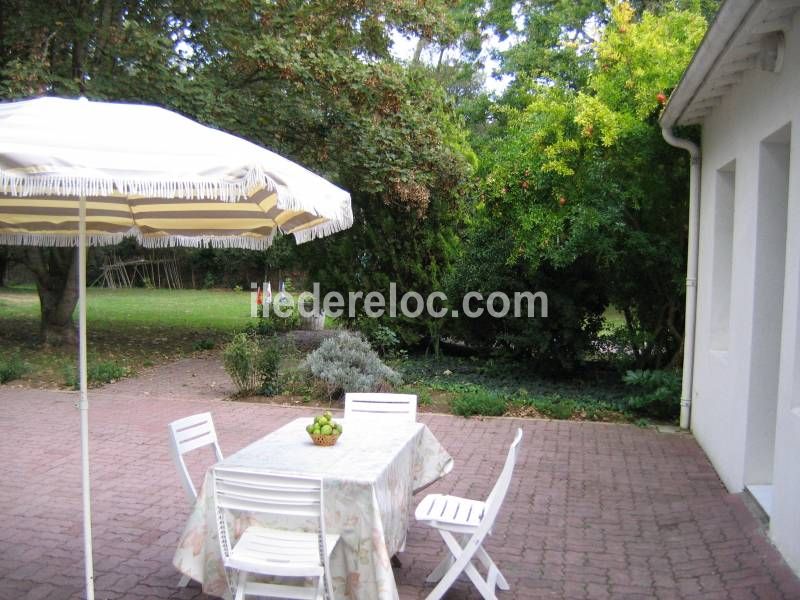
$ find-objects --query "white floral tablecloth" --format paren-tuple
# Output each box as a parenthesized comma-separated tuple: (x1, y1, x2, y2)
(173, 417, 453, 599)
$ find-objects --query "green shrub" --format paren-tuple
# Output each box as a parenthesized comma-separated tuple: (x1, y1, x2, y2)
(512, 392, 622, 421)
(0, 354, 27, 383)
(246, 311, 299, 337)
(193, 338, 215, 351)
(278, 367, 327, 402)
(622, 369, 681, 420)
(528, 395, 577, 420)
(577, 401, 625, 422)
(303, 331, 401, 398)
(245, 318, 276, 337)
(64, 360, 128, 389)
(202, 273, 216, 289)
(222, 333, 281, 395)
(278, 366, 313, 396)
(451, 390, 507, 417)
(399, 385, 433, 406)
(357, 320, 401, 356)
(270, 307, 300, 332)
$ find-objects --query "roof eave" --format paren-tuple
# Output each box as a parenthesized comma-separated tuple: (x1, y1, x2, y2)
(660, 0, 758, 129)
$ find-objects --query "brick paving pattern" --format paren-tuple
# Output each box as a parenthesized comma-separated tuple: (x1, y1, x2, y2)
(1, 358, 799, 600)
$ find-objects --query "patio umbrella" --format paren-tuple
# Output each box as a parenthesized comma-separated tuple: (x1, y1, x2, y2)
(0, 96, 353, 600)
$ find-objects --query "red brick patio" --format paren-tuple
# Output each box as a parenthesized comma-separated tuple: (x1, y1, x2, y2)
(1, 358, 799, 600)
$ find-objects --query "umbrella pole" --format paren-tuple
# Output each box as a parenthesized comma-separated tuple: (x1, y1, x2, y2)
(78, 194, 95, 600)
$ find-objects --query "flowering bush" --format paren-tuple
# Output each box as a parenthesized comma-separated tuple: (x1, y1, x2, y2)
(303, 331, 401, 398)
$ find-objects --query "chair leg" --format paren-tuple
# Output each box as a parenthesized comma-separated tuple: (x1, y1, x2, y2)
(177, 573, 191, 587)
(425, 554, 454, 583)
(323, 564, 335, 600)
(426, 531, 498, 600)
(475, 545, 510, 591)
(234, 571, 247, 600)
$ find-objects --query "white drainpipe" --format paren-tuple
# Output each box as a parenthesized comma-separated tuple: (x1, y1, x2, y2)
(662, 127, 701, 430)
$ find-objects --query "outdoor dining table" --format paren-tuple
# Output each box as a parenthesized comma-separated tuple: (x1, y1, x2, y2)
(173, 416, 453, 599)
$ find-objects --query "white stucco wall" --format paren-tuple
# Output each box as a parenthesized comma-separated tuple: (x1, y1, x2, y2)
(692, 12, 800, 574)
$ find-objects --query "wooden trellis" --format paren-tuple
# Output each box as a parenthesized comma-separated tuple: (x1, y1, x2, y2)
(92, 252, 183, 289)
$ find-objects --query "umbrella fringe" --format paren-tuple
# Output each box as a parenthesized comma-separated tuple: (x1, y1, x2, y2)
(0, 229, 277, 250)
(292, 211, 354, 244)
(0, 232, 127, 247)
(0, 168, 295, 204)
(137, 232, 277, 250)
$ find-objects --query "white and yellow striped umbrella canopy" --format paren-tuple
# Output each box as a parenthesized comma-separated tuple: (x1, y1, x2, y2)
(0, 97, 352, 248)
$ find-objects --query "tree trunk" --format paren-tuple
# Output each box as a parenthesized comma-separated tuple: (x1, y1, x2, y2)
(412, 37, 427, 64)
(72, 0, 87, 94)
(0, 248, 8, 287)
(22, 247, 80, 346)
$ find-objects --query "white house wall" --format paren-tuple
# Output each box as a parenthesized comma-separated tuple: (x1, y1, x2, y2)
(693, 12, 800, 573)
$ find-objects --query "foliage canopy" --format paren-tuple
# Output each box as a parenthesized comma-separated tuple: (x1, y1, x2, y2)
(0, 0, 714, 380)
(450, 1, 708, 369)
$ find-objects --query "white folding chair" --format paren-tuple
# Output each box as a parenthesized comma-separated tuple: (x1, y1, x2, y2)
(344, 392, 417, 422)
(168, 412, 224, 587)
(213, 467, 340, 600)
(168, 411, 224, 501)
(415, 428, 523, 600)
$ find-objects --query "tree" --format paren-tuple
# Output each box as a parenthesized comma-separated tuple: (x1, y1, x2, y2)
(178, 0, 475, 344)
(484, 0, 607, 92)
(453, 1, 708, 370)
(0, 248, 9, 287)
(0, 0, 198, 343)
(0, 0, 474, 345)
(573, 1, 708, 366)
(20, 248, 79, 345)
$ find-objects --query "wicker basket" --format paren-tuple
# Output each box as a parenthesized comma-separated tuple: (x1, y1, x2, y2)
(309, 432, 340, 446)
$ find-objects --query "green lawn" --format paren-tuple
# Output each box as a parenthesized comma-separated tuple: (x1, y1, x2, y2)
(0, 286, 253, 327)
(0, 287, 254, 387)
(1, 287, 640, 423)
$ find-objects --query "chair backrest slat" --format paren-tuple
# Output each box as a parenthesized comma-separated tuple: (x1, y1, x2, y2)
(171, 411, 215, 431)
(214, 469, 322, 517)
(168, 412, 223, 502)
(171, 413, 220, 449)
(214, 495, 321, 518)
(176, 431, 219, 454)
(344, 393, 417, 422)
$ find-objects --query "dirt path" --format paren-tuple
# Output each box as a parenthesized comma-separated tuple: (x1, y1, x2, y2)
(104, 353, 237, 400)
(103, 328, 338, 404)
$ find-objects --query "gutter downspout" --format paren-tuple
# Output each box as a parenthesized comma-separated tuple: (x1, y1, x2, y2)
(662, 126, 701, 430)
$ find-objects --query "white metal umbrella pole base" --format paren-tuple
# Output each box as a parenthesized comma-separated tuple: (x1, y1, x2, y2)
(78, 195, 96, 600)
